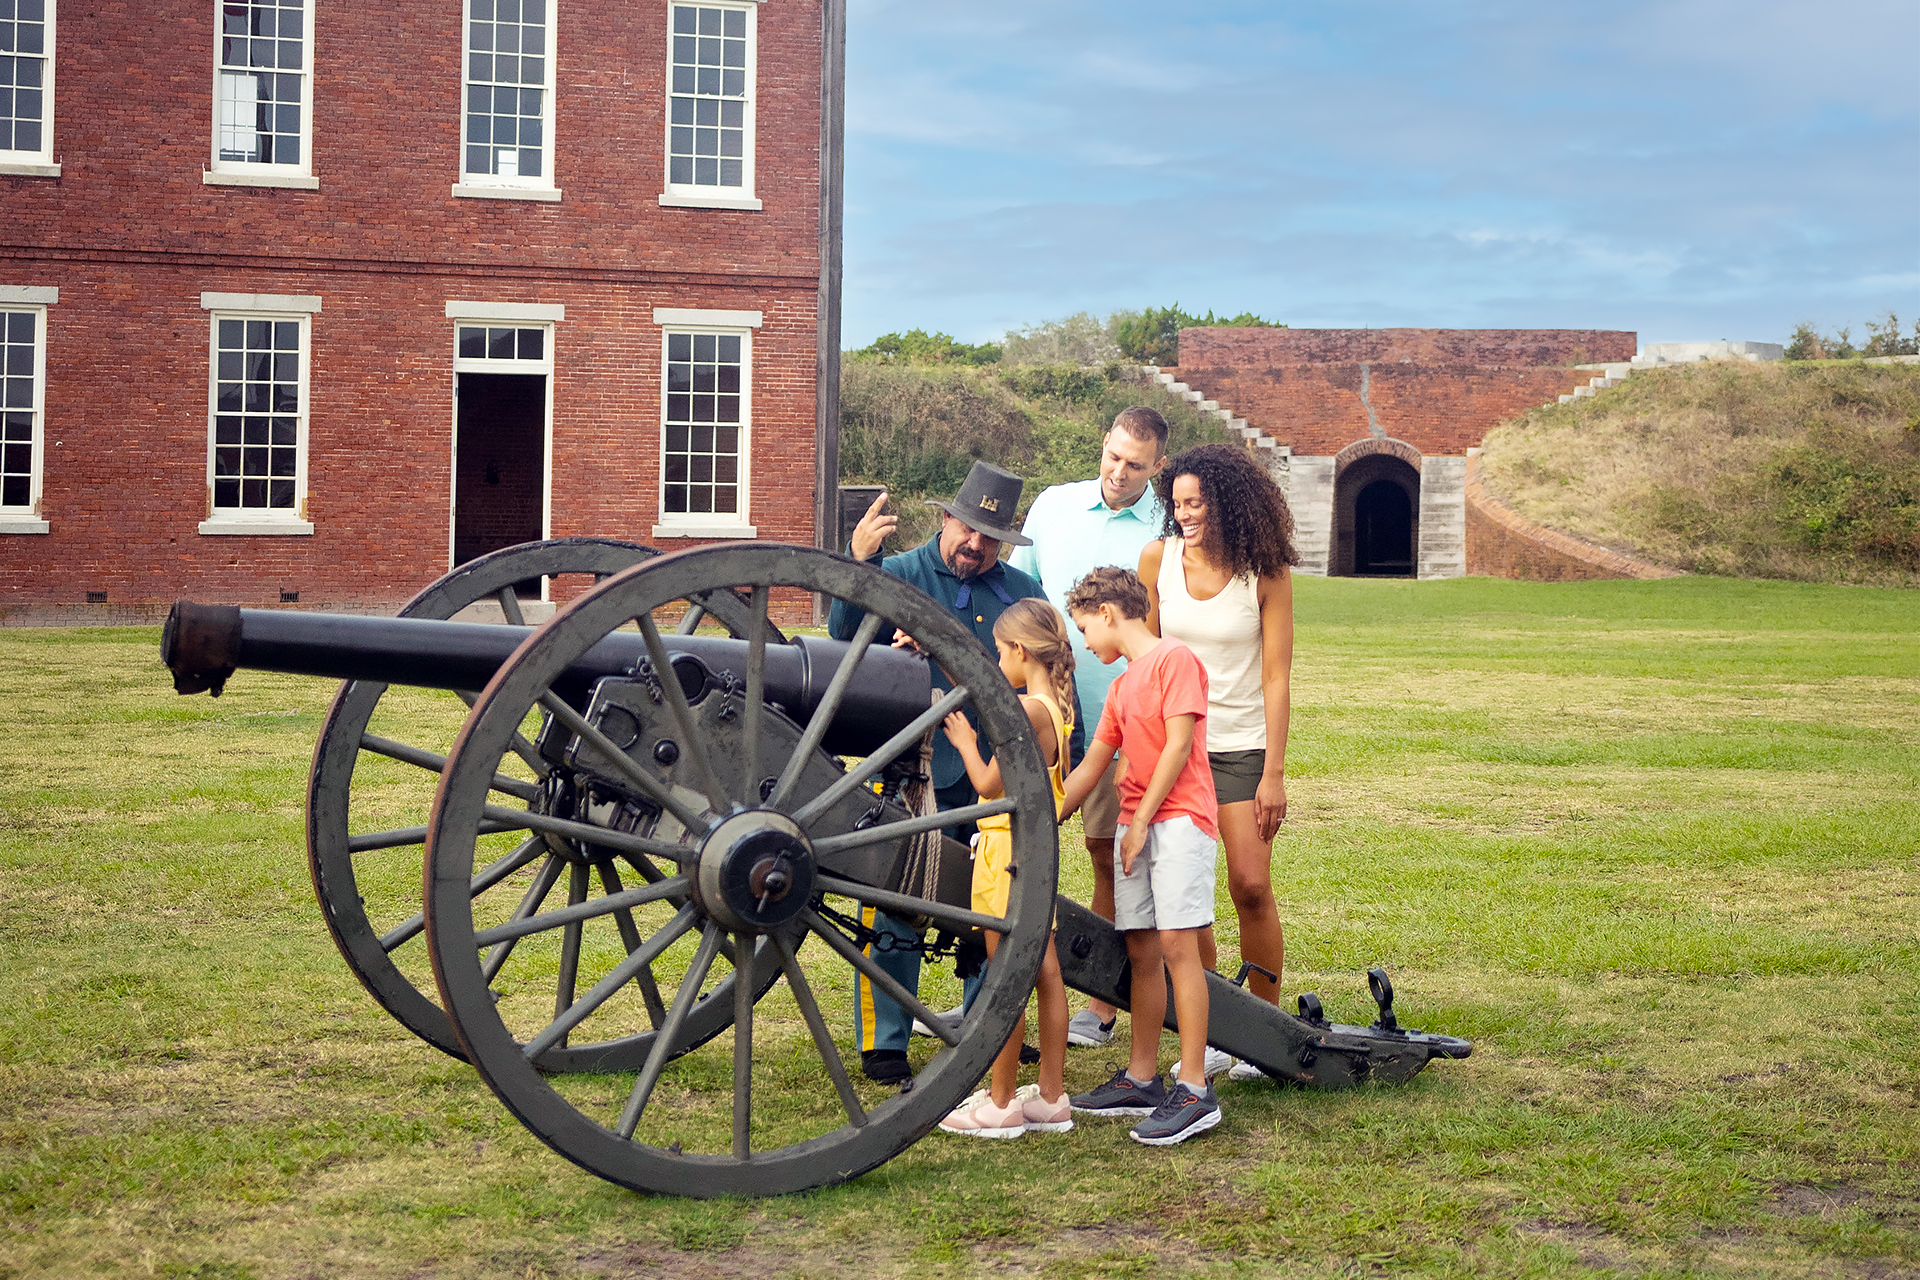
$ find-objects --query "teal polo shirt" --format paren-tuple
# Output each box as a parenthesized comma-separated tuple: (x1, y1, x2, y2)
(1004, 478, 1165, 733)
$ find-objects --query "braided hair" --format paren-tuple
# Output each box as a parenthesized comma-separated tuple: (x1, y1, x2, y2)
(992, 598, 1077, 733)
(1155, 443, 1299, 578)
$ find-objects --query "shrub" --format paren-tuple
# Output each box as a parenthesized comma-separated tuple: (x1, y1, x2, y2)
(850, 329, 1001, 366)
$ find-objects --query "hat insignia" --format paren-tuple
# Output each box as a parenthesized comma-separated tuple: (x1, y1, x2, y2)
(979, 496, 1000, 513)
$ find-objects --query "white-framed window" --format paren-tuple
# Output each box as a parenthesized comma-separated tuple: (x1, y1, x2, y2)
(0, 289, 51, 533)
(658, 1, 760, 211)
(652, 307, 758, 538)
(208, 0, 315, 188)
(200, 292, 319, 535)
(456, 0, 559, 201)
(0, 0, 56, 175)
(455, 320, 549, 367)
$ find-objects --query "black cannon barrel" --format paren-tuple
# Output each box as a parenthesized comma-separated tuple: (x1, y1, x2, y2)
(161, 601, 932, 759)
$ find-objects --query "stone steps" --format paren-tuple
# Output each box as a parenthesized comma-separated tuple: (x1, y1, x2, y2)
(1140, 365, 1285, 454)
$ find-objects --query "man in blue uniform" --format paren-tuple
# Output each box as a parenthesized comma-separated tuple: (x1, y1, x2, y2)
(829, 460, 1048, 1084)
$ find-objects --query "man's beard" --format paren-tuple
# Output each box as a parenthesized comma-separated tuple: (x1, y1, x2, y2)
(950, 546, 987, 575)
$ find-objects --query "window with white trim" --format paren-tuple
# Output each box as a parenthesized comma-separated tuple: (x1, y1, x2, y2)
(0, 0, 54, 167)
(660, 328, 749, 526)
(663, 2, 755, 202)
(462, 0, 555, 189)
(212, 0, 311, 178)
(208, 311, 308, 520)
(0, 307, 45, 523)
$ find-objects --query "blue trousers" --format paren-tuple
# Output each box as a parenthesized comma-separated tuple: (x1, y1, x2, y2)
(852, 779, 977, 1055)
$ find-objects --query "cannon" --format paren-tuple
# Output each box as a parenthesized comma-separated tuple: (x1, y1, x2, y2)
(161, 538, 1469, 1199)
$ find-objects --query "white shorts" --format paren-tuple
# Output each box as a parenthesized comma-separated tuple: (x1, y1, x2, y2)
(1111, 814, 1216, 932)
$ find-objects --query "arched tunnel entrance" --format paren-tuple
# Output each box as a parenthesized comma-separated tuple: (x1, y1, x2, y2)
(1333, 453, 1420, 577)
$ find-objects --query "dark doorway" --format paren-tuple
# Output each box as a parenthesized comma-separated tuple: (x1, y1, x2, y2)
(1355, 479, 1415, 575)
(1331, 452, 1421, 577)
(454, 373, 546, 576)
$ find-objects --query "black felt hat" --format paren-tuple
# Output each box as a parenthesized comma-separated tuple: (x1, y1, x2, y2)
(926, 460, 1031, 546)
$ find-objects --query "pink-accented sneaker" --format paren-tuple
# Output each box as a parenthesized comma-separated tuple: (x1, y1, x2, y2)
(1016, 1082, 1073, 1134)
(938, 1090, 1026, 1139)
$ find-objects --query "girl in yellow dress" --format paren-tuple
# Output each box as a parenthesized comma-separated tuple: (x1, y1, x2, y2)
(937, 598, 1075, 1137)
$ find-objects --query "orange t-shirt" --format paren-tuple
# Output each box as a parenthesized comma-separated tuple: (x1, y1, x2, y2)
(1093, 638, 1218, 839)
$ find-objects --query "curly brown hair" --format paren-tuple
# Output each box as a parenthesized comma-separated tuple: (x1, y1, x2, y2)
(1155, 444, 1298, 578)
(1064, 566, 1151, 621)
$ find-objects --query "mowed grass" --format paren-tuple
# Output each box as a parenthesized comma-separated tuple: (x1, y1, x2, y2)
(1, 574, 1916, 1279)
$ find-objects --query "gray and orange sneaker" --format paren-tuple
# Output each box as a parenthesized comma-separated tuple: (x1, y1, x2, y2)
(1069, 1067, 1166, 1118)
(1128, 1079, 1222, 1146)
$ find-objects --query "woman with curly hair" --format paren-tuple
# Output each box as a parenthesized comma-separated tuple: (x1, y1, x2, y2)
(1139, 444, 1297, 1077)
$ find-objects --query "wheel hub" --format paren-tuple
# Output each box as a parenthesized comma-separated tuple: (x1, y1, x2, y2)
(693, 809, 816, 933)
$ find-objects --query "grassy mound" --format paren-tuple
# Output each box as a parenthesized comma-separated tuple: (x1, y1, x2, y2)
(838, 360, 1239, 551)
(1478, 361, 1920, 586)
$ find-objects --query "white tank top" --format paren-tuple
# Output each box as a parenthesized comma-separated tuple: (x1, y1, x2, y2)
(1156, 535, 1266, 752)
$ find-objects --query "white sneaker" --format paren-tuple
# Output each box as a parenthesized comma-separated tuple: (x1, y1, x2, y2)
(1203, 1046, 1235, 1079)
(1226, 1059, 1266, 1082)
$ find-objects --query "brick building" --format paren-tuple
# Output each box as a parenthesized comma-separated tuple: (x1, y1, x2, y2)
(0, 0, 846, 621)
(1162, 328, 1637, 578)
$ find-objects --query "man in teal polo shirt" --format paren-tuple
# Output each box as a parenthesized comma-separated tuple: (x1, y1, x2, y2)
(1005, 405, 1170, 1046)
(829, 460, 1048, 1084)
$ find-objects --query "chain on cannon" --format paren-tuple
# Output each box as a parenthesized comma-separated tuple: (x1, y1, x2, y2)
(160, 538, 1470, 1199)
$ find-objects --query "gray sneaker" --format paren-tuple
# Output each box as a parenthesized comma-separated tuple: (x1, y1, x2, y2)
(1129, 1079, 1222, 1146)
(1066, 1008, 1116, 1047)
(1070, 1067, 1166, 1117)
(912, 1002, 964, 1038)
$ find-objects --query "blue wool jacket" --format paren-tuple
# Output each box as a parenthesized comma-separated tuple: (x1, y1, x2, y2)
(828, 535, 1051, 791)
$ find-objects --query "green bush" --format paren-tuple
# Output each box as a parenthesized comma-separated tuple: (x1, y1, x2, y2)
(1766, 421, 1920, 569)
(850, 328, 1002, 366)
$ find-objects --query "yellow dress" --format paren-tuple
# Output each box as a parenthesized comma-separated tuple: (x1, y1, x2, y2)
(971, 692, 1070, 919)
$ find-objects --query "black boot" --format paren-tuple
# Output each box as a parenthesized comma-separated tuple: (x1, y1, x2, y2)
(861, 1049, 911, 1084)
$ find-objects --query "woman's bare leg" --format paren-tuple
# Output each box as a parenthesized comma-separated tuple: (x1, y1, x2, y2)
(1216, 798, 1284, 1003)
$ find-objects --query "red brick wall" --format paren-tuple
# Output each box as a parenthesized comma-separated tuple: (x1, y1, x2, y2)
(2, 0, 823, 275)
(1168, 327, 1637, 460)
(1166, 362, 1595, 457)
(1180, 328, 1636, 368)
(0, 0, 825, 619)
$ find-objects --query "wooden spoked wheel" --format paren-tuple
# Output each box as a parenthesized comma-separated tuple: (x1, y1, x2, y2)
(307, 537, 782, 1069)
(423, 543, 1059, 1197)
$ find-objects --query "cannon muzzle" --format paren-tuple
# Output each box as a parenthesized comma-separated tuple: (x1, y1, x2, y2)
(162, 599, 932, 759)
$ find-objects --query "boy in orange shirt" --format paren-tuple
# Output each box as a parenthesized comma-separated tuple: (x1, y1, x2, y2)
(1058, 566, 1222, 1145)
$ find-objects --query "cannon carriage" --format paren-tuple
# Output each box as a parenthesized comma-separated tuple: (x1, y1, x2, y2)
(162, 538, 1469, 1198)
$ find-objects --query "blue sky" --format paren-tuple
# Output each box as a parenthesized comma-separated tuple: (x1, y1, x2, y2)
(841, 0, 1920, 350)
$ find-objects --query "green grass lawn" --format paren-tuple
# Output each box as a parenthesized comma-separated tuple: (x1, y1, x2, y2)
(1, 574, 1915, 1279)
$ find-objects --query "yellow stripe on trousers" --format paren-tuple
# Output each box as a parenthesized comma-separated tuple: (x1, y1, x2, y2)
(857, 905, 879, 1052)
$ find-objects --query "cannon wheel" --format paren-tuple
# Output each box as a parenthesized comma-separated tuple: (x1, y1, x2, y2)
(307, 537, 784, 1068)
(423, 543, 1059, 1197)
